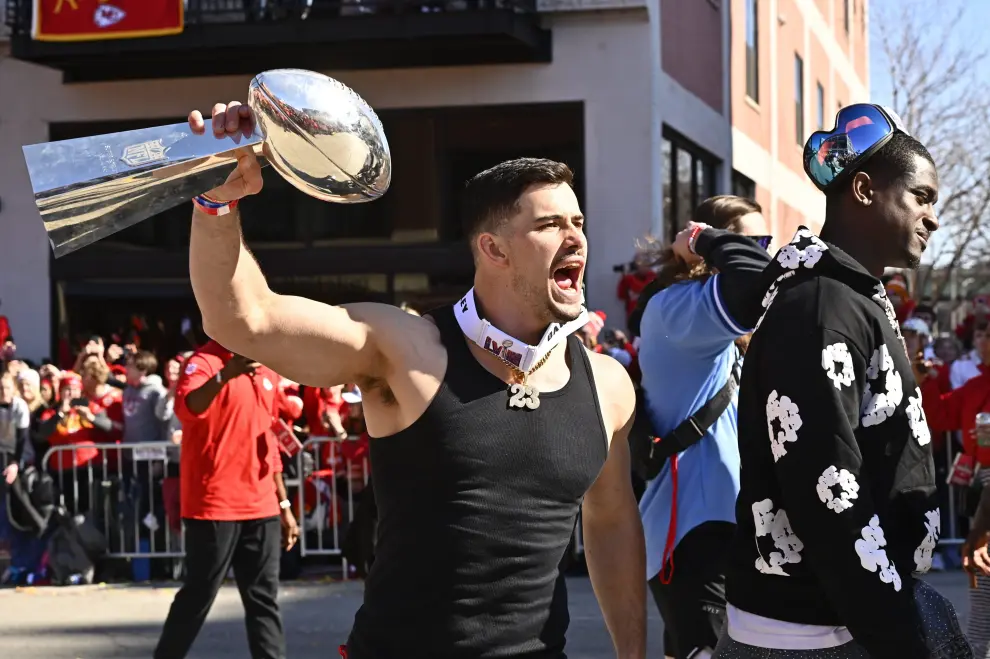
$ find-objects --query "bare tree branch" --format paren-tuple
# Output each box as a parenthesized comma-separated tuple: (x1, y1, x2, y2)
(875, 0, 990, 308)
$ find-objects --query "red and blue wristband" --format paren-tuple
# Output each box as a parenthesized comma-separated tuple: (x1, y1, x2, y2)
(687, 224, 705, 254)
(193, 193, 238, 216)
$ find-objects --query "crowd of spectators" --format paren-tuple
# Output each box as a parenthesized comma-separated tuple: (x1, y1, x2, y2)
(0, 316, 372, 585)
(0, 268, 986, 585)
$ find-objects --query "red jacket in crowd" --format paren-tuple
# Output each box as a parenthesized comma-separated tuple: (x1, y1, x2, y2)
(44, 375, 123, 471)
(302, 386, 344, 437)
(43, 408, 101, 472)
(922, 365, 990, 466)
(617, 271, 656, 318)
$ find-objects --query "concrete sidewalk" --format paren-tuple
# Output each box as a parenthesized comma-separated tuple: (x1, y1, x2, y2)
(0, 572, 974, 658)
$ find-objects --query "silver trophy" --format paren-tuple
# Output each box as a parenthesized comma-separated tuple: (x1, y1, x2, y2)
(21, 68, 392, 258)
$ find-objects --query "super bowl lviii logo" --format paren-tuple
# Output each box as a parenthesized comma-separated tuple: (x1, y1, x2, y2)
(483, 337, 523, 368)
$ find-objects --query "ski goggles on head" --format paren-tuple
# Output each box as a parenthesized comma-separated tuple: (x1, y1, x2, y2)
(803, 103, 910, 192)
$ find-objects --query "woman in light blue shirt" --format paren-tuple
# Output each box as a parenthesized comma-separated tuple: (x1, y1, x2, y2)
(633, 196, 771, 659)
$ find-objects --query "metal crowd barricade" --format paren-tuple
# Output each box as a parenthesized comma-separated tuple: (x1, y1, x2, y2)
(41, 442, 185, 559)
(294, 435, 370, 563)
(939, 430, 966, 548)
(30, 430, 966, 568)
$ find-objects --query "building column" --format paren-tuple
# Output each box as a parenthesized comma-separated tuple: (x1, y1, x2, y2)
(649, 0, 666, 240)
(582, 34, 654, 328)
(0, 59, 52, 362)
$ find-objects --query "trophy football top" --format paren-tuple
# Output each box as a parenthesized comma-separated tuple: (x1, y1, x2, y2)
(249, 69, 391, 204)
(20, 68, 392, 258)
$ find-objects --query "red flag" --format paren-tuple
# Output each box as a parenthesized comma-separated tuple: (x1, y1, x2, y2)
(32, 0, 183, 42)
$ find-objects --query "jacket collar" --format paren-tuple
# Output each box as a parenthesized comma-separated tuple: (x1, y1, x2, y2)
(756, 227, 905, 344)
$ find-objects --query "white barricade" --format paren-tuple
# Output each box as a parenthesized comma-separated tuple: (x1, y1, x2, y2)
(41, 442, 184, 560)
(295, 435, 370, 563)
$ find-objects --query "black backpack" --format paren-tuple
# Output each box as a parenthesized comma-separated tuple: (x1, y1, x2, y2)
(6, 466, 56, 537)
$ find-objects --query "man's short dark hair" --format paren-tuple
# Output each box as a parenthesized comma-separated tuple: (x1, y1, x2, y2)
(461, 158, 574, 244)
(826, 132, 935, 204)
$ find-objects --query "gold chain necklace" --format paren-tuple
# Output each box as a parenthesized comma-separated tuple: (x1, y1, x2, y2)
(505, 344, 556, 411)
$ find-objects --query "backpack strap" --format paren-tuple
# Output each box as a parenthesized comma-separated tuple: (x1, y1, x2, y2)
(630, 351, 741, 481)
(649, 355, 741, 462)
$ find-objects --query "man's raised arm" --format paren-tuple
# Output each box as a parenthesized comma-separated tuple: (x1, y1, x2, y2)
(187, 102, 414, 388)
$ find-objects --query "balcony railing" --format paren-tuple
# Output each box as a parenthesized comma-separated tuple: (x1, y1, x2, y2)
(3, 0, 537, 36)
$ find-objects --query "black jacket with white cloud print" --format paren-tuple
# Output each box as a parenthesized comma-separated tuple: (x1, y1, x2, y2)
(724, 227, 939, 658)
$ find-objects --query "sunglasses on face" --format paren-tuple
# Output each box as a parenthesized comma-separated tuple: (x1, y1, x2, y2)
(803, 103, 910, 192)
(750, 235, 773, 250)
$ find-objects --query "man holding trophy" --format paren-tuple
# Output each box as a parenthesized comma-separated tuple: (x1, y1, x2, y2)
(20, 69, 644, 658)
(179, 97, 646, 659)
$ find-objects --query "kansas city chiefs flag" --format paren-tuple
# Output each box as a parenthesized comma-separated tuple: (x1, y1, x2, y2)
(32, 0, 183, 41)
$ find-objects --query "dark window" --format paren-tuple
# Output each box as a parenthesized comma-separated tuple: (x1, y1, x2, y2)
(795, 54, 805, 145)
(746, 0, 759, 102)
(732, 171, 756, 201)
(662, 128, 720, 239)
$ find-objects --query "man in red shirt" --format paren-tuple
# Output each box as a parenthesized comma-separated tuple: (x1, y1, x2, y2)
(922, 320, 990, 466)
(153, 340, 299, 659)
(616, 255, 656, 321)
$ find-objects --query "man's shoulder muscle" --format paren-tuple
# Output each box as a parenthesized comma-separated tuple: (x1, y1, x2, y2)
(585, 348, 635, 435)
(353, 306, 447, 437)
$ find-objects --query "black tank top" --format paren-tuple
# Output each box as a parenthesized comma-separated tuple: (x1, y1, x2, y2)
(346, 304, 610, 659)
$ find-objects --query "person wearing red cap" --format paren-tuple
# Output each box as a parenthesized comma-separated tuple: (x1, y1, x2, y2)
(153, 340, 298, 659)
(882, 273, 916, 325)
(956, 294, 990, 353)
(34, 372, 115, 515)
(577, 310, 607, 352)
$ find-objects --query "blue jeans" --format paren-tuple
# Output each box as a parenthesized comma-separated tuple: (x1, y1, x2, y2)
(1, 491, 49, 575)
(9, 530, 48, 572)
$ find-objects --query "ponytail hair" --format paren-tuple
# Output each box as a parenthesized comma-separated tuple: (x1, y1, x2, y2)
(641, 195, 763, 291)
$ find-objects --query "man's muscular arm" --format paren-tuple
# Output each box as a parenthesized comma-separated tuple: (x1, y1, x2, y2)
(581, 354, 646, 659)
(187, 103, 422, 388)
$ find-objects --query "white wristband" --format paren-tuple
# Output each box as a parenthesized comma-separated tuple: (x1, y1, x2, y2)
(279, 499, 292, 510)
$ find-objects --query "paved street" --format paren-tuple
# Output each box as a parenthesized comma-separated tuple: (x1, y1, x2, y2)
(0, 572, 973, 658)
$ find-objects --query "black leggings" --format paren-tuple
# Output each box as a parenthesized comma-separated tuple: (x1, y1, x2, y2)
(649, 521, 735, 659)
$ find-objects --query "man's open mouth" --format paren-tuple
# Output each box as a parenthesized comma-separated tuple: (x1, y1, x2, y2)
(552, 262, 583, 292)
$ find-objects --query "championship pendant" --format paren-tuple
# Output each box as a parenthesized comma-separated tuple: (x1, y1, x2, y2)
(507, 383, 540, 410)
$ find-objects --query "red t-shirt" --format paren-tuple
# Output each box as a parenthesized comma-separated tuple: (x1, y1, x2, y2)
(303, 386, 344, 436)
(274, 383, 303, 425)
(91, 387, 124, 440)
(174, 341, 283, 521)
(617, 271, 656, 316)
(923, 368, 990, 466)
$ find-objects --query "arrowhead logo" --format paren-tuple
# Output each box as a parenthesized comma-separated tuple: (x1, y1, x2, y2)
(93, 4, 126, 28)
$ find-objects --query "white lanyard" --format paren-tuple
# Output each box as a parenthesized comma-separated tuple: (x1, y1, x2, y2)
(453, 287, 589, 373)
